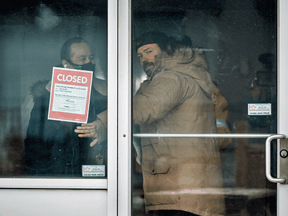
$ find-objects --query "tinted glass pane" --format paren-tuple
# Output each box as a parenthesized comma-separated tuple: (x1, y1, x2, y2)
(0, 0, 108, 178)
(132, 0, 277, 215)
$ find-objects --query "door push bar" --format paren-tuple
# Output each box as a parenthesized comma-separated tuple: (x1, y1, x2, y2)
(133, 133, 273, 138)
(134, 133, 288, 184)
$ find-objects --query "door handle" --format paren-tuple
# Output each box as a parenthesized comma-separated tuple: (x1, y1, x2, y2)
(135, 133, 287, 183)
(266, 134, 286, 184)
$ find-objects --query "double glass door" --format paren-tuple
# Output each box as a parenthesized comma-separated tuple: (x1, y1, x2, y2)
(1, 0, 288, 216)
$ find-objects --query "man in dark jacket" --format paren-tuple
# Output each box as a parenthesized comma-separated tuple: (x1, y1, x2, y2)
(24, 37, 107, 176)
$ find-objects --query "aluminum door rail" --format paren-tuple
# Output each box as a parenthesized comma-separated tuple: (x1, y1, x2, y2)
(133, 133, 273, 138)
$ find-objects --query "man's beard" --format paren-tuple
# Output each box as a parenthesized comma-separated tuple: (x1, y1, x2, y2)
(143, 62, 155, 77)
(142, 54, 162, 78)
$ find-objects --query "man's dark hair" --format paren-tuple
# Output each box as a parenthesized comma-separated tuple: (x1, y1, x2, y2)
(135, 31, 173, 55)
(60, 37, 88, 62)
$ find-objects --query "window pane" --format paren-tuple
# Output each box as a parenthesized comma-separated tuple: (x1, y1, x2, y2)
(132, 0, 277, 215)
(0, 0, 108, 178)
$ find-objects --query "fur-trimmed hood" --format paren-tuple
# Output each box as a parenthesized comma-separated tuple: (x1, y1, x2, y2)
(162, 48, 214, 97)
(29, 80, 50, 101)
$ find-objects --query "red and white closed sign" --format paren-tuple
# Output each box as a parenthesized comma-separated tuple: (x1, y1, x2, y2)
(48, 67, 93, 123)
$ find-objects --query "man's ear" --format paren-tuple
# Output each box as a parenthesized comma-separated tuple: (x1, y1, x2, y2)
(61, 59, 71, 68)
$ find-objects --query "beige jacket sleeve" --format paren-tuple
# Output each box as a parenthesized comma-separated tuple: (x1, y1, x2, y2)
(133, 72, 191, 125)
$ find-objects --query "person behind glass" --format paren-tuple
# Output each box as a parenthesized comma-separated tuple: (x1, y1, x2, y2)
(75, 32, 225, 216)
(24, 37, 107, 176)
(171, 35, 232, 152)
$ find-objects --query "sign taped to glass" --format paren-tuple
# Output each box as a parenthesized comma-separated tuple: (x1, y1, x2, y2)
(248, 103, 272, 116)
(48, 67, 93, 123)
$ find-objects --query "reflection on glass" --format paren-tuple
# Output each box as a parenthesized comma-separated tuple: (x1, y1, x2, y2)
(132, 0, 276, 215)
(0, 1, 107, 178)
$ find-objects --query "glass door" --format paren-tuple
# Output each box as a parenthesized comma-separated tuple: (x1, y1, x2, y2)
(0, 0, 117, 215)
(117, 0, 282, 215)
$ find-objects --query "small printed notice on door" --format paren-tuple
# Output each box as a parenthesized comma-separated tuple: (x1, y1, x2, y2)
(248, 103, 272, 116)
(48, 67, 93, 123)
(82, 165, 106, 177)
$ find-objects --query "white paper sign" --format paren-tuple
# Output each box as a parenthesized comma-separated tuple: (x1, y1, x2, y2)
(48, 67, 93, 123)
(82, 165, 105, 177)
(52, 84, 88, 114)
(248, 103, 272, 116)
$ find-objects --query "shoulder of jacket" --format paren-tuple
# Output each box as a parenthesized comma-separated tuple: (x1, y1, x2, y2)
(154, 70, 193, 84)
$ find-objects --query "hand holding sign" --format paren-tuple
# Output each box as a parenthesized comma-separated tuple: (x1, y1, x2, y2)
(75, 118, 107, 147)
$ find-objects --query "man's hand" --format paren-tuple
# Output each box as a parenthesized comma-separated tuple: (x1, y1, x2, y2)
(74, 119, 107, 147)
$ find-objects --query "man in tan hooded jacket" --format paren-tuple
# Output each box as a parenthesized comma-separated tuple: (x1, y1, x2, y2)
(134, 31, 225, 216)
(75, 32, 226, 216)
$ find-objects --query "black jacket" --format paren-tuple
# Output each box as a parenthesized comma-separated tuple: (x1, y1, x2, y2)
(24, 80, 107, 176)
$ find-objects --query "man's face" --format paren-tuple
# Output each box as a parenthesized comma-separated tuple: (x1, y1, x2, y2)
(137, 43, 162, 76)
(70, 42, 95, 66)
